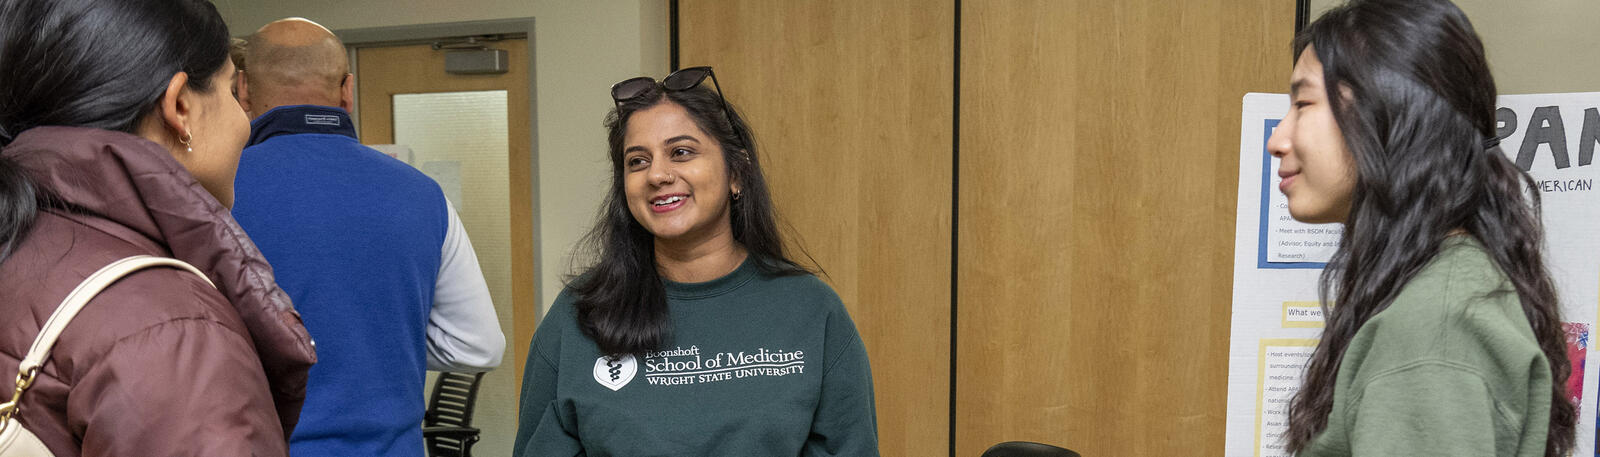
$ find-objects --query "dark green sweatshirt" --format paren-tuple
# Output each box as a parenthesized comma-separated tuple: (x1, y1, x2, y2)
(513, 260, 879, 456)
(1302, 237, 1554, 456)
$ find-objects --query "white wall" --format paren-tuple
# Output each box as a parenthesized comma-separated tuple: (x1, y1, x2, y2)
(1307, 0, 1599, 94)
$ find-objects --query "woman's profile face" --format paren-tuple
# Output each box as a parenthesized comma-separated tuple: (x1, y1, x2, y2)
(621, 101, 739, 244)
(1268, 47, 1356, 224)
(173, 59, 251, 208)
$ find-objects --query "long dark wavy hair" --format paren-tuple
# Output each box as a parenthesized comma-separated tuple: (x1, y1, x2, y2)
(0, 0, 232, 261)
(571, 82, 809, 356)
(1284, 1, 1573, 455)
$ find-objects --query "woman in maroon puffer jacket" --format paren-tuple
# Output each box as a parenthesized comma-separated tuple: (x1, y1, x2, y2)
(0, 0, 317, 455)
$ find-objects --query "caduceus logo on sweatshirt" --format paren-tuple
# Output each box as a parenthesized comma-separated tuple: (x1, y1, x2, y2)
(593, 354, 637, 391)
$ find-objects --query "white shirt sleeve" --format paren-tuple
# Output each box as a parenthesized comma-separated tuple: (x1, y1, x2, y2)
(425, 199, 507, 372)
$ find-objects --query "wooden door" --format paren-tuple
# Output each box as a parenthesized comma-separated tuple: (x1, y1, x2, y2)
(353, 38, 533, 457)
(956, 1, 1294, 455)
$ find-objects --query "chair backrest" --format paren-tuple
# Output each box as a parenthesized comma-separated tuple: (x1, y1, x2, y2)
(980, 441, 1081, 457)
(424, 371, 486, 428)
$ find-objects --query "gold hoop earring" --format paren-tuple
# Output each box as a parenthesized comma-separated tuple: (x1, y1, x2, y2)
(732, 190, 742, 201)
(179, 129, 193, 153)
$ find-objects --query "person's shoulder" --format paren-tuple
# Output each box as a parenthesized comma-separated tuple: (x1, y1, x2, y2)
(759, 268, 836, 294)
(752, 268, 847, 313)
(50, 258, 242, 369)
(527, 283, 590, 359)
(240, 132, 350, 158)
(1386, 237, 1517, 318)
(534, 284, 585, 335)
(353, 143, 447, 203)
(348, 143, 429, 173)
(1358, 238, 1541, 371)
(548, 285, 581, 319)
(12, 213, 229, 323)
(1416, 236, 1504, 289)
(89, 262, 234, 327)
(248, 133, 428, 176)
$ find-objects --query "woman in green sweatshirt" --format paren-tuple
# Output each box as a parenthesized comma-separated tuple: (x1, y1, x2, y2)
(1268, 1, 1575, 456)
(512, 67, 878, 456)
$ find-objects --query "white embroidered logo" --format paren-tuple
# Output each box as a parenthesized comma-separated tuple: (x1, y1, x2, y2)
(303, 114, 341, 126)
(593, 355, 637, 391)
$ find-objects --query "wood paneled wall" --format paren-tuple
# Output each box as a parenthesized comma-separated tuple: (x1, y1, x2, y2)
(678, 2, 954, 457)
(680, 1, 1293, 456)
(957, 1, 1292, 455)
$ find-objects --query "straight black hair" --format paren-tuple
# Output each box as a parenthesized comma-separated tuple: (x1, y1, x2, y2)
(572, 82, 809, 357)
(0, 0, 232, 260)
(1284, 1, 1573, 455)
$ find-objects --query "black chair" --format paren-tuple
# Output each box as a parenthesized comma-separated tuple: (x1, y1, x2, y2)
(981, 441, 1081, 457)
(423, 371, 486, 457)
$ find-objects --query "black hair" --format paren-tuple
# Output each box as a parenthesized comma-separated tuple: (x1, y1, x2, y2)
(0, 0, 231, 261)
(1284, 1, 1573, 455)
(572, 83, 809, 356)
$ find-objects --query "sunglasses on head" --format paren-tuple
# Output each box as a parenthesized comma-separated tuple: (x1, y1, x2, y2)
(610, 66, 746, 148)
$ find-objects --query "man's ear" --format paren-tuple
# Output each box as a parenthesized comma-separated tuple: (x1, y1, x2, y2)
(235, 70, 253, 116)
(339, 73, 355, 112)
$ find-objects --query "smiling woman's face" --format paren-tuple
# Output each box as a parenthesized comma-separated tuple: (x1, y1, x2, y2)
(1267, 46, 1357, 224)
(621, 101, 739, 243)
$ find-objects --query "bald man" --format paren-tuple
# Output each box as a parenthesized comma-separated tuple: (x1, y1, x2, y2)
(231, 18, 505, 457)
(235, 18, 349, 118)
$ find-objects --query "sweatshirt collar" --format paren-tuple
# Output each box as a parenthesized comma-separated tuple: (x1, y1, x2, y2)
(663, 256, 758, 300)
(248, 105, 356, 147)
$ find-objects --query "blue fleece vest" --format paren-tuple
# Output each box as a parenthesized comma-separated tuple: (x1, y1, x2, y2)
(232, 105, 445, 457)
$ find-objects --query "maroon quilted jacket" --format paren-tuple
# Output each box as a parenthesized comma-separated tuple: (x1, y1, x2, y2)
(0, 127, 317, 456)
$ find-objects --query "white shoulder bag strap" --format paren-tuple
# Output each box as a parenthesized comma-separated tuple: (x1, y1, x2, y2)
(0, 255, 214, 456)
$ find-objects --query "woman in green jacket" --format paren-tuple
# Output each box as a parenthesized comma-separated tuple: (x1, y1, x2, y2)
(513, 68, 878, 456)
(1269, 0, 1575, 456)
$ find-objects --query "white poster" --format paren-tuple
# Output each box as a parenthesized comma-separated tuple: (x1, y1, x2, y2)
(1223, 92, 1600, 456)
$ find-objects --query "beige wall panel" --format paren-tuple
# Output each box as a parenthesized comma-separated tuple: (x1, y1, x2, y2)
(1308, 0, 1600, 94)
(957, 1, 1293, 456)
(679, 2, 954, 456)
